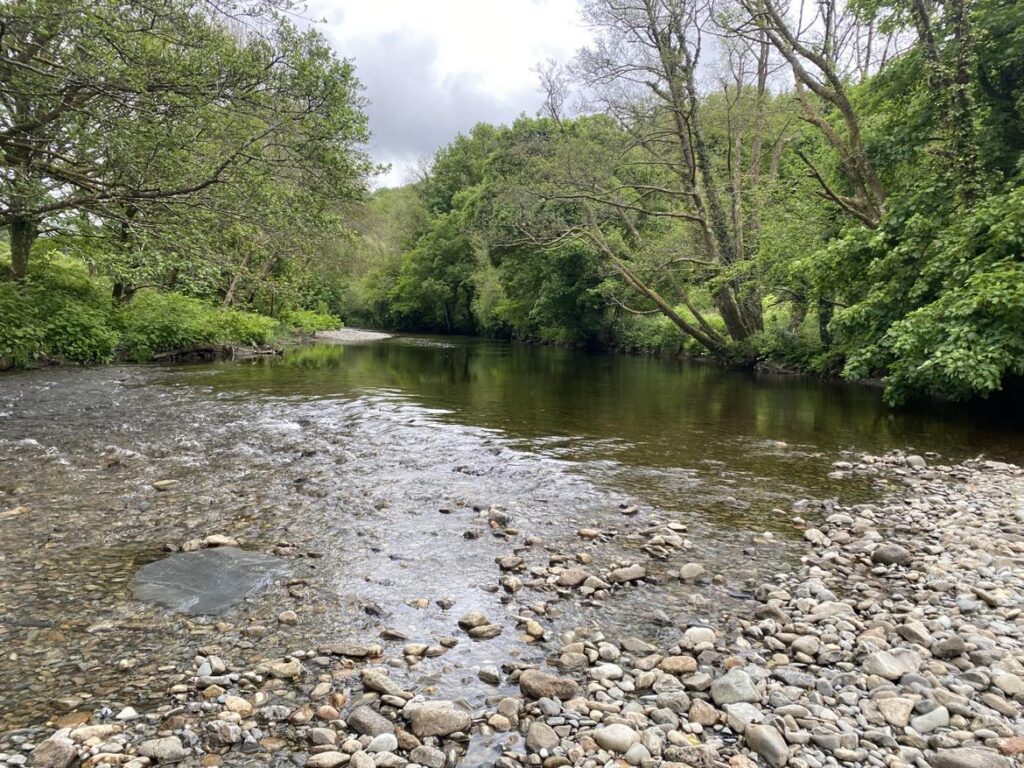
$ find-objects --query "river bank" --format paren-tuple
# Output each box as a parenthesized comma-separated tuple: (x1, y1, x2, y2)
(3, 452, 1022, 768)
(314, 330, 395, 344)
(0, 258, 351, 371)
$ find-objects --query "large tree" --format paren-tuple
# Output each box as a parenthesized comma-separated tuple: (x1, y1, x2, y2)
(738, 0, 893, 227)
(0, 0, 371, 279)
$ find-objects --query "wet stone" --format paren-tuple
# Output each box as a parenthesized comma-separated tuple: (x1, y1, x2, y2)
(711, 668, 759, 705)
(527, 722, 559, 752)
(306, 752, 348, 768)
(862, 649, 921, 681)
(519, 669, 579, 700)
(409, 746, 445, 768)
(745, 724, 789, 767)
(137, 736, 188, 763)
(26, 738, 75, 768)
(871, 543, 911, 566)
(133, 547, 288, 615)
(347, 705, 395, 736)
(405, 700, 471, 737)
(930, 747, 1013, 768)
(593, 723, 639, 753)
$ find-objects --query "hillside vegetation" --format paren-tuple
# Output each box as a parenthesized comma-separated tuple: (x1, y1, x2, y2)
(334, 0, 1024, 404)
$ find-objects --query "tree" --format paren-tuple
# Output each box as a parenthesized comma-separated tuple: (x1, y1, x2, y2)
(571, 0, 767, 348)
(464, 1, 804, 360)
(0, 0, 371, 279)
(804, 0, 1024, 402)
(325, 0, 1023, 404)
(739, 0, 893, 226)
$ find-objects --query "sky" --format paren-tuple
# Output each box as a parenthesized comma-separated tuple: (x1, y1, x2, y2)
(307, 0, 593, 188)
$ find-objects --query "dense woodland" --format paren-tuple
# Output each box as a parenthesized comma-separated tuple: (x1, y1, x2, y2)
(0, 0, 370, 362)
(1, 0, 1022, 404)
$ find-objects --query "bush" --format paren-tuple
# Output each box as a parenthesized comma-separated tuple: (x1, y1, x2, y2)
(0, 252, 282, 366)
(0, 281, 47, 366)
(118, 291, 277, 360)
(279, 308, 342, 334)
(749, 304, 840, 374)
(610, 312, 715, 357)
(217, 307, 280, 345)
(0, 256, 118, 365)
(751, 327, 835, 374)
(45, 305, 120, 363)
(834, 186, 1024, 403)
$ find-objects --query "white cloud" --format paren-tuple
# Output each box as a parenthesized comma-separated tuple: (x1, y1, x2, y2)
(307, 0, 592, 187)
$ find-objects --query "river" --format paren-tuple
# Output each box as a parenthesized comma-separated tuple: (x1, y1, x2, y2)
(1, 335, 1022, 730)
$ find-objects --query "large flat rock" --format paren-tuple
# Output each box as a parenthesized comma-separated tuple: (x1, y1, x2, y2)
(133, 547, 288, 615)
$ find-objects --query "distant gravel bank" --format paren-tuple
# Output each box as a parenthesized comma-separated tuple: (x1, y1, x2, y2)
(314, 328, 394, 343)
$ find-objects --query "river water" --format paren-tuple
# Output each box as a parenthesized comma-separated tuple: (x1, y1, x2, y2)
(1, 336, 1022, 729)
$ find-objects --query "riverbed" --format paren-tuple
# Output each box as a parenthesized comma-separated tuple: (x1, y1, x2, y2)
(1, 335, 1023, 732)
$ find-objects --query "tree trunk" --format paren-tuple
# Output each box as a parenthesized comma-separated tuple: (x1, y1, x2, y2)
(681, 49, 762, 338)
(910, 0, 977, 174)
(113, 283, 144, 304)
(714, 287, 753, 342)
(9, 219, 38, 279)
(750, 0, 885, 226)
(244, 256, 278, 307)
(612, 258, 729, 357)
(788, 299, 808, 332)
(223, 253, 253, 308)
(818, 298, 833, 347)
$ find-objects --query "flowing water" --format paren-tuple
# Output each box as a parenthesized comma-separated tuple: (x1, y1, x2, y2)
(1, 336, 1023, 729)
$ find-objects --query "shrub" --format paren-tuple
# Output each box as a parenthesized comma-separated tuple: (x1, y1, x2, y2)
(0, 255, 118, 365)
(751, 327, 838, 374)
(0, 281, 47, 366)
(216, 308, 279, 345)
(1, 253, 283, 367)
(118, 291, 277, 360)
(279, 308, 342, 334)
(45, 305, 120, 363)
(610, 313, 715, 357)
(834, 186, 1024, 403)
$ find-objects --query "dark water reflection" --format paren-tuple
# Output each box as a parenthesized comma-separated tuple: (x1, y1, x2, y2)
(202, 336, 1024, 492)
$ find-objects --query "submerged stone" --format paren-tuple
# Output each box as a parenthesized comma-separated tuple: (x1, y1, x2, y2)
(133, 547, 288, 615)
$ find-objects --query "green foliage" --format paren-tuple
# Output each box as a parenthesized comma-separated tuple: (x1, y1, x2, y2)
(215, 309, 279, 348)
(1, 0, 372, 314)
(610, 315, 693, 356)
(45, 306, 121, 364)
(280, 309, 343, 334)
(0, 282, 48, 366)
(334, 186, 430, 328)
(491, 240, 610, 345)
(118, 292, 277, 361)
(389, 210, 479, 333)
(836, 186, 1024, 402)
(750, 320, 838, 376)
(0, 256, 118, 366)
(424, 124, 504, 214)
(0, 252, 288, 368)
(286, 2, 1024, 406)
(974, 0, 1024, 178)
(784, 0, 1024, 402)
(339, 118, 629, 344)
(6, 0, 1021, 410)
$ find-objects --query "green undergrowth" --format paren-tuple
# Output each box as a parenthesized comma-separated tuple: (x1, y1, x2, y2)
(0, 256, 342, 367)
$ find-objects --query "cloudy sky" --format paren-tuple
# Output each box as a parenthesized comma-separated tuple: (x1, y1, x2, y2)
(308, 0, 592, 187)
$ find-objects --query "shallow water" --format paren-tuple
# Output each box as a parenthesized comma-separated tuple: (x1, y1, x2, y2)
(1, 336, 1022, 728)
